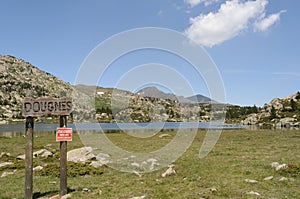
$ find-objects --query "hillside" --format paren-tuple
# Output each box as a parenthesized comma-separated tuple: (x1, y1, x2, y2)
(242, 92, 300, 127)
(0, 55, 73, 122)
(0, 55, 216, 123)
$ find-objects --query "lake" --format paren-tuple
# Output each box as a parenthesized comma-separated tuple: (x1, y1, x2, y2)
(0, 122, 244, 136)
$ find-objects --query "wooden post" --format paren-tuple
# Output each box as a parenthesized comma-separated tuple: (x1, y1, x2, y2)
(25, 116, 34, 199)
(60, 91, 68, 196)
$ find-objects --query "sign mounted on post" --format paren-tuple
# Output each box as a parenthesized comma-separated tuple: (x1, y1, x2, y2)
(56, 128, 73, 142)
(22, 97, 72, 117)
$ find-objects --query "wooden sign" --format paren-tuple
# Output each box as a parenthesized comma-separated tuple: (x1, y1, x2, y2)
(22, 97, 72, 117)
(56, 128, 73, 142)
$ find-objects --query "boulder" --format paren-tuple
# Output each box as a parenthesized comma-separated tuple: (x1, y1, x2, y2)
(33, 166, 43, 172)
(1, 170, 16, 178)
(0, 162, 13, 168)
(276, 164, 288, 171)
(246, 191, 260, 196)
(245, 179, 258, 183)
(95, 153, 110, 165)
(17, 149, 53, 160)
(263, 176, 273, 181)
(67, 147, 95, 163)
(242, 114, 258, 125)
(161, 164, 176, 178)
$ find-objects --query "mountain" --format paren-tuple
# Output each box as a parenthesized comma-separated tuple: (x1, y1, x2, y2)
(0, 55, 73, 120)
(136, 86, 213, 104)
(187, 94, 214, 103)
(0, 55, 92, 122)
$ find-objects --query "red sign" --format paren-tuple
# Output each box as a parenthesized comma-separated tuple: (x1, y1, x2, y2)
(56, 128, 73, 142)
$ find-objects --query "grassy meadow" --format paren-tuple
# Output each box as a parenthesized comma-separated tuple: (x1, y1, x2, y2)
(0, 129, 299, 198)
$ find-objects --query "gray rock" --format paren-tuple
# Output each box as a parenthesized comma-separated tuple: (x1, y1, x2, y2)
(1, 170, 16, 178)
(159, 134, 170, 138)
(279, 177, 288, 182)
(246, 191, 260, 196)
(263, 176, 273, 181)
(270, 162, 280, 168)
(90, 161, 104, 168)
(0, 152, 11, 158)
(242, 114, 258, 125)
(40, 150, 53, 158)
(0, 162, 13, 168)
(161, 164, 176, 178)
(245, 179, 258, 183)
(17, 154, 25, 160)
(17, 149, 53, 160)
(276, 164, 288, 171)
(33, 166, 43, 172)
(67, 147, 95, 163)
(128, 196, 145, 199)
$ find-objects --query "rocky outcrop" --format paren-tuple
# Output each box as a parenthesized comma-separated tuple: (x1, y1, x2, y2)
(67, 147, 95, 163)
(242, 92, 300, 127)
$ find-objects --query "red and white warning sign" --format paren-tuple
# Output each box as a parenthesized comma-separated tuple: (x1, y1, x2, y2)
(56, 128, 73, 142)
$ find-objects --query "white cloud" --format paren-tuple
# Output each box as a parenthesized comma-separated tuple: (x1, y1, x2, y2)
(254, 10, 286, 32)
(184, 0, 203, 7)
(184, 0, 271, 47)
(185, 0, 220, 7)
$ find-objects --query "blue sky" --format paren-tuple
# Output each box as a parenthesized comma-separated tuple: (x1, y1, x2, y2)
(0, 0, 299, 106)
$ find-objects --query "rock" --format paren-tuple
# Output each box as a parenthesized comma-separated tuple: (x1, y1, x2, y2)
(1, 170, 16, 178)
(95, 153, 110, 165)
(33, 166, 43, 172)
(17, 154, 25, 160)
(263, 176, 273, 181)
(0, 152, 11, 158)
(133, 170, 142, 177)
(161, 165, 176, 178)
(276, 117, 296, 128)
(242, 114, 258, 125)
(17, 149, 53, 160)
(276, 164, 288, 171)
(128, 196, 145, 199)
(82, 188, 91, 193)
(33, 149, 49, 157)
(209, 187, 217, 192)
(270, 162, 280, 168)
(279, 177, 288, 182)
(159, 134, 170, 138)
(67, 147, 95, 163)
(49, 193, 72, 199)
(245, 179, 258, 183)
(147, 158, 159, 171)
(90, 161, 104, 168)
(246, 191, 261, 196)
(40, 150, 53, 158)
(131, 162, 140, 167)
(0, 162, 13, 168)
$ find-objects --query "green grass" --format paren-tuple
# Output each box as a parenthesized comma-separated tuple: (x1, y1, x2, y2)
(0, 129, 299, 198)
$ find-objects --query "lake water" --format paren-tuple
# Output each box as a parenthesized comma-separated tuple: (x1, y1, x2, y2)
(0, 122, 244, 136)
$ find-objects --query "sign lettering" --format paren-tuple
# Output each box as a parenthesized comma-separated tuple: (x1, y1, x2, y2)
(56, 128, 73, 142)
(22, 97, 72, 117)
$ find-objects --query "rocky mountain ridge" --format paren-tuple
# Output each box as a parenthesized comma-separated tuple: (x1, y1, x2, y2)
(1, 54, 299, 126)
(136, 86, 213, 104)
(242, 92, 300, 127)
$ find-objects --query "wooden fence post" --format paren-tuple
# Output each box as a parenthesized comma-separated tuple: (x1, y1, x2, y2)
(60, 91, 68, 196)
(24, 89, 34, 199)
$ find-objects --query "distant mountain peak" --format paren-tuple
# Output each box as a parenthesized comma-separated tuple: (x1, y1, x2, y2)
(136, 86, 212, 104)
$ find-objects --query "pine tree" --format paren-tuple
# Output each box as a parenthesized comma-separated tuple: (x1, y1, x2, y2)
(269, 106, 277, 120)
